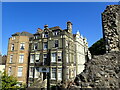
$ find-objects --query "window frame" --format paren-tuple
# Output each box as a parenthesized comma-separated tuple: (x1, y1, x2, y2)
(51, 53, 56, 62)
(20, 43, 25, 50)
(19, 54, 24, 63)
(9, 55, 13, 63)
(17, 67, 23, 77)
(51, 68, 56, 80)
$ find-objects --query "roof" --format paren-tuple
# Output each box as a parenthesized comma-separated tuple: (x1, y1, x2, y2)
(12, 32, 33, 37)
(49, 26, 62, 31)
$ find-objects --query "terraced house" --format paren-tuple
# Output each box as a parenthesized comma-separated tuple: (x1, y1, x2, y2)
(6, 21, 90, 87)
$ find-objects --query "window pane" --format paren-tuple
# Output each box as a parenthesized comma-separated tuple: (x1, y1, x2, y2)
(58, 53, 62, 62)
(19, 55, 24, 63)
(20, 43, 25, 50)
(58, 68, 62, 80)
(51, 68, 56, 79)
(30, 55, 34, 63)
(43, 42, 48, 50)
(18, 67, 23, 77)
(51, 53, 56, 62)
(10, 55, 13, 63)
(11, 44, 14, 51)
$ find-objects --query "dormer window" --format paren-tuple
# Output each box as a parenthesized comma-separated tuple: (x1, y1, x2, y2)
(53, 31, 59, 36)
(44, 32, 48, 38)
(34, 35, 38, 39)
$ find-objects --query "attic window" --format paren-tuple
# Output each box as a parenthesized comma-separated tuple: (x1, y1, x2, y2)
(53, 31, 59, 36)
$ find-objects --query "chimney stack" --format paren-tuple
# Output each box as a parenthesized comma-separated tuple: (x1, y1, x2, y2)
(67, 21, 72, 33)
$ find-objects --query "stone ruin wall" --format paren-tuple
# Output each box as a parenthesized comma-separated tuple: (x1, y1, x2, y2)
(102, 5, 120, 52)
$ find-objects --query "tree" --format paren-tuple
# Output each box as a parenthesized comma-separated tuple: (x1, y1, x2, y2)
(1, 71, 20, 89)
(89, 38, 106, 55)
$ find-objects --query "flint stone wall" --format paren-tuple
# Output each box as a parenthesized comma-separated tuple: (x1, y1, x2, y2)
(102, 5, 120, 52)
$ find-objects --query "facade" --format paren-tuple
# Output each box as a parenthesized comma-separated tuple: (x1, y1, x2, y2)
(6, 21, 90, 87)
(5, 32, 33, 84)
(28, 21, 89, 87)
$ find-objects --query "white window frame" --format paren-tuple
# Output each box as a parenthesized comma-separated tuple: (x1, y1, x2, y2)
(43, 42, 48, 50)
(18, 67, 23, 77)
(54, 40, 59, 48)
(58, 52, 62, 62)
(58, 68, 62, 80)
(30, 54, 34, 63)
(51, 68, 56, 80)
(51, 53, 56, 62)
(35, 54, 40, 63)
(20, 43, 25, 50)
(29, 66, 34, 78)
(66, 53, 69, 63)
(9, 55, 13, 63)
(8, 66, 12, 76)
(11, 44, 14, 51)
(34, 43, 38, 50)
(43, 54, 47, 65)
(19, 54, 24, 63)
(12, 37, 15, 40)
(53, 31, 59, 36)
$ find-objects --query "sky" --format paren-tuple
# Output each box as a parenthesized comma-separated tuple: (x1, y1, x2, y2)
(2, 2, 118, 55)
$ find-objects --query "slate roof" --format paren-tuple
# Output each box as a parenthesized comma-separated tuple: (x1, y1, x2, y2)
(49, 26, 62, 30)
(12, 32, 33, 37)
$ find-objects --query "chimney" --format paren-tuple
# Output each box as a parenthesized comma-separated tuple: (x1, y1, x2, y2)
(44, 24, 48, 29)
(67, 21, 72, 33)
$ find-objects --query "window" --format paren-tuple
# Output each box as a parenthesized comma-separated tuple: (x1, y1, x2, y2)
(30, 54, 34, 63)
(54, 40, 59, 48)
(12, 37, 15, 40)
(11, 44, 14, 51)
(35, 67, 40, 78)
(58, 53, 62, 62)
(18, 67, 23, 77)
(20, 43, 25, 50)
(51, 53, 56, 62)
(35, 54, 40, 63)
(66, 54, 69, 63)
(51, 68, 56, 79)
(66, 40, 68, 47)
(43, 54, 47, 65)
(19, 55, 24, 63)
(53, 31, 59, 36)
(34, 35, 38, 39)
(29, 67, 34, 78)
(34, 43, 38, 50)
(43, 42, 48, 50)
(58, 68, 62, 80)
(44, 32, 48, 38)
(8, 67, 12, 76)
(9, 55, 13, 63)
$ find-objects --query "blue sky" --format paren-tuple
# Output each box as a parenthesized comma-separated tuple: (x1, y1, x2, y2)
(2, 2, 118, 55)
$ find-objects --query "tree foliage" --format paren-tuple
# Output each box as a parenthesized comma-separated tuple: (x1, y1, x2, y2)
(89, 38, 106, 55)
(1, 71, 20, 89)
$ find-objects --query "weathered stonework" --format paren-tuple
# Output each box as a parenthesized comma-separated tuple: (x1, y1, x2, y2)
(102, 5, 120, 52)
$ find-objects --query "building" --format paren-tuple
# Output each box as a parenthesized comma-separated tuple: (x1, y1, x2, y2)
(28, 21, 89, 87)
(5, 32, 33, 85)
(6, 21, 90, 87)
(0, 54, 7, 73)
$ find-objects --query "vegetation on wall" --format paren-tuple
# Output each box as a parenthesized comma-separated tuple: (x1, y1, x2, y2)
(89, 38, 106, 55)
